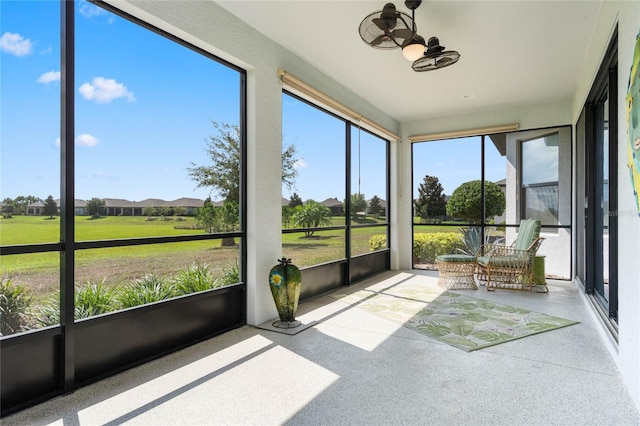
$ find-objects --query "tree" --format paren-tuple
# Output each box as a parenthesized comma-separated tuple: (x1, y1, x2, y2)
(282, 206, 294, 228)
(215, 201, 239, 232)
(349, 193, 368, 219)
(188, 122, 299, 204)
(414, 175, 447, 221)
(2, 198, 14, 217)
(288, 193, 303, 208)
(42, 195, 58, 218)
(369, 195, 382, 217)
(446, 180, 505, 223)
(143, 207, 158, 217)
(188, 122, 298, 245)
(85, 197, 106, 218)
(12, 195, 41, 215)
(292, 200, 331, 237)
(198, 197, 217, 233)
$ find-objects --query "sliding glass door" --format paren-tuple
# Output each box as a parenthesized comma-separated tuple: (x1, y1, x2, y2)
(578, 29, 618, 324)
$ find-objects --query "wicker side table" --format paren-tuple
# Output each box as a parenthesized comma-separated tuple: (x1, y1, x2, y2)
(435, 254, 478, 290)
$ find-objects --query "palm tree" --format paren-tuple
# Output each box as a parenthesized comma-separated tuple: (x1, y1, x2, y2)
(292, 200, 331, 237)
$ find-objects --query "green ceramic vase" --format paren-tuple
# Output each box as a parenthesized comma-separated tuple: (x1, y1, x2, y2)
(269, 257, 302, 328)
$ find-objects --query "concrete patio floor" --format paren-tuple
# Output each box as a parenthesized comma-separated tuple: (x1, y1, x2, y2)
(3, 270, 639, 425)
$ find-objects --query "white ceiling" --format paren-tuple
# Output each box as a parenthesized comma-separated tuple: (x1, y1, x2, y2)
(217, 0, 602, 123)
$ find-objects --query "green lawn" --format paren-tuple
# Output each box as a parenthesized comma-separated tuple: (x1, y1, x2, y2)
(2, 215, 475, 293)
(0, 215, 392, 294)
(0, 215, 203, 245)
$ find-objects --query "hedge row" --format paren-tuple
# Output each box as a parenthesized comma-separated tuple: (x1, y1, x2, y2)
(369, 232, 464, 263)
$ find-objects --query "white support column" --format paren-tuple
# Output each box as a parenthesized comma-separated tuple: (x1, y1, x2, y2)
(390, 135, 413, 270)
(244, 70, 282, 326)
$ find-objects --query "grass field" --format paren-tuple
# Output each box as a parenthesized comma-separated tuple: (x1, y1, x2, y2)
(1, 215, 474, 299)
(0, 215, 394, 296)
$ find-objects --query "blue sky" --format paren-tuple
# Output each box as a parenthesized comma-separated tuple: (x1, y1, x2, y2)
(1, 0, 239, 202)
(413, 136, 510, 198)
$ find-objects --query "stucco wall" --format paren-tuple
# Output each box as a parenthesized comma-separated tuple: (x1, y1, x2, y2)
(572, 0, 640, 412)
(614, 1, 640, 413)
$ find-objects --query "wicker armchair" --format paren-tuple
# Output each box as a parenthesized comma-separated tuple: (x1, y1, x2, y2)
(476, 219, 544, 291)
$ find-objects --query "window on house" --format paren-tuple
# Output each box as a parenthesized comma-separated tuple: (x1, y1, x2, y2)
(521, 133, 560, 228)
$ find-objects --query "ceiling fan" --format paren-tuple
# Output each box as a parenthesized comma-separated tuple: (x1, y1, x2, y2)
(358, 1, 460, 72)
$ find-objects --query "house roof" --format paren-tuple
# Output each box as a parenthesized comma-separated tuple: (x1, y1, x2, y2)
(31, 198, 208, 209)
(321, 197, 344, 208)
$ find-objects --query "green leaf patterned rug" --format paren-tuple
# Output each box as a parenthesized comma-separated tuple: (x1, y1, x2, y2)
(330, 284, 578, 352)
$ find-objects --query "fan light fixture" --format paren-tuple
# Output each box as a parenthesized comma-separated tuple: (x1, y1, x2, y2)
(412, 36, 460, 72)
(402, 34, 426, 61)
(358, 1, 460, 72)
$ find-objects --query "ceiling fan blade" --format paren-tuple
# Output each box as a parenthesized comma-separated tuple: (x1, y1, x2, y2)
(370, 34, 387, 46)
(372, 17, 389, 31)
(391, 28, 413, 40)
(437, 57, 452, 66)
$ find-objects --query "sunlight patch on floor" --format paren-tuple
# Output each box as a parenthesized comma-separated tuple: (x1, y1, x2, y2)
(77, 334, 278, 424)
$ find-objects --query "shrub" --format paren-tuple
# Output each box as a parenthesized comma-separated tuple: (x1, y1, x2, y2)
(215, 262, 240, 288)
(0, 277, 33, 335)
(369, 235, 387, 251)
(174, 262, 216, 294)
(369, 232, 464, 264)
(35, 296, 60, 327)
(35, 279, 116, 326)
(75, 279, 116, 318)
(414, 233, 464, 263)
(115, 274, 177, 309)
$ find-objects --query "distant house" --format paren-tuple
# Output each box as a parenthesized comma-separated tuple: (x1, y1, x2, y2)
(26, 202, 44, 216)
(171, 198, 205, 215)
(25, 197, 206, 217)
(321, 197, 344, 216)
(104, 198, 140, 216)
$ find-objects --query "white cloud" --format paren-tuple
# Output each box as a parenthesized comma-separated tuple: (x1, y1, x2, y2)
(293, 158, 307, 169)
(79, 77, 135, 103)
(55, 135, 100, 147)
(75, 134, 100, 147)
(1, 32, 33, 57)
(79, 1, 107, 18)
(37, 71, 61, 84)
(93, 171, 118, 180)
